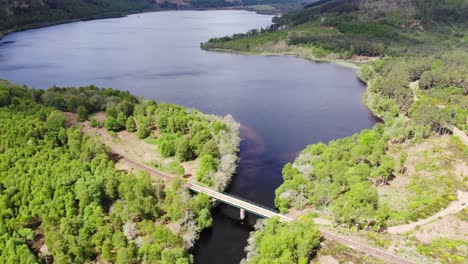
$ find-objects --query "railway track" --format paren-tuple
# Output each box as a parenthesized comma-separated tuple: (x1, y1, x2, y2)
(320, 229, 415, 264)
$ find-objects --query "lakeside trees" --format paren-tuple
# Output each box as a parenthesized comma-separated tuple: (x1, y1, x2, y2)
(125, 101, 240, 191)
(202, 0, 468, 58)
(0, 80, 241, 191)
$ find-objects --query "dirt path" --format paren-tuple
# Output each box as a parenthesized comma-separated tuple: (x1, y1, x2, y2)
(285, 207, 333, 225)
(409, 80, 419, 101)
(388, 190, 468, 234)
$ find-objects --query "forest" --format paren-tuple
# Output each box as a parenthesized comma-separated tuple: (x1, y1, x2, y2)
(0, 0, 152, 34)
(0, 81, 241, 263)
(201, 0, 468, 262)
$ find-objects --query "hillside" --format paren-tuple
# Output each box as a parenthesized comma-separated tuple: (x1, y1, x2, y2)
(0, 0, 307, 36)
(201, 0, 468, 263)
(202, 0, 467, 139)
(203, 0, 468, 56)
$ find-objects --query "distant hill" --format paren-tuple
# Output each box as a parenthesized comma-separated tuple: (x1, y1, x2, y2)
(203, 0, 468, 57)
(281, 0, 468, 28)
(0, 0, 307, 34)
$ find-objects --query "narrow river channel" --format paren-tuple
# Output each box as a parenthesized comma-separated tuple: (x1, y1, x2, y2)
(0, 10, 378, 263)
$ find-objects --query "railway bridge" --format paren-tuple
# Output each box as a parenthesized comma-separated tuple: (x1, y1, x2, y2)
(122, 156, 415, 264)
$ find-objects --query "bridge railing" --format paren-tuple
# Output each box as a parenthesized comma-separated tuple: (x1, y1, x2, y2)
(218, 191, 280, 214)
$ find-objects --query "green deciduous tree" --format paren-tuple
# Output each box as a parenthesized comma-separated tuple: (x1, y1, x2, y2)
(176, 136, 194, 162)
(198, 139, 219, 158)
(196, 154, 218, 186)
(331, 182, 378, 228)
(77, 105, 89, 122)
(136, 116, 151, 139)
(158, 133, 179, 158)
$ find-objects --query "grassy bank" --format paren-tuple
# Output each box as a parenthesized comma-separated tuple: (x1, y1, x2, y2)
(202, 45, 363, 69)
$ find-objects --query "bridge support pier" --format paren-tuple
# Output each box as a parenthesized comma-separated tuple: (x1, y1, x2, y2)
(240, 208, 246, 221)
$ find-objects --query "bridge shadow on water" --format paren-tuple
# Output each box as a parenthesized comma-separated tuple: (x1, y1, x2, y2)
(192, 204, 259, 264)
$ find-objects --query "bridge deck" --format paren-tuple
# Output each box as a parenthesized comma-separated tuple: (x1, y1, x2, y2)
(124, 156, 292, 221)
(187, 183, 292, 222)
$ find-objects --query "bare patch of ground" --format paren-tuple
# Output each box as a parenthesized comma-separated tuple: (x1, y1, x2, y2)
(181, 159, 199, 183)
(285, 206, 333, 226)
(285, 206, 316, 219)
(314, 255, 339, 264)
(311, 240, 386, 264)
(115, 158, 139, 174)
(106, 129, 160, 163)
(412, 214, 468, 244)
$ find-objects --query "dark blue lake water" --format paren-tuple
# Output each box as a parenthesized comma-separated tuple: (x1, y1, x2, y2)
(0, 10, 377, 263)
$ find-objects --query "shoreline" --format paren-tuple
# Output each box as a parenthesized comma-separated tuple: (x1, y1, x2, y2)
(201, 47, 363, 70)
(0, 7, 275, 41)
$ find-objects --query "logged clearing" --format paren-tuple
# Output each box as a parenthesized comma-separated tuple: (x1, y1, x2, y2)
(64, 112, 160, 163)
(380, 135, 468, 226)
(64, 112, 199, 181)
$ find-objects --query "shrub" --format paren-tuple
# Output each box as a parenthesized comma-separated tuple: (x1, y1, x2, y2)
(104, 117, 123, 132)
(46, 111, 66, 131)
(90, 118, 100, 128)
(125, 116, 136, 132)
(77, 106, 89, 122)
